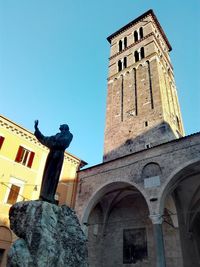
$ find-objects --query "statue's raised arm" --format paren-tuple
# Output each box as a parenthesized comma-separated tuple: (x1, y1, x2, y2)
(34, 120, 73, 203)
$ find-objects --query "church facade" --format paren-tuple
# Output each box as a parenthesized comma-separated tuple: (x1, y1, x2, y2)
(75, 10, 200, 267)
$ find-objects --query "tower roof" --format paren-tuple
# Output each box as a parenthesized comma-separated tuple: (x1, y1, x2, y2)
(107, 9, 172, 51)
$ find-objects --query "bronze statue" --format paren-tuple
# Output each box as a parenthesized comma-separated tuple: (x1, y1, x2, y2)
(34, 120, 73, 203)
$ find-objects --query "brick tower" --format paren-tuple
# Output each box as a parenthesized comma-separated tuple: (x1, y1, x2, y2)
(104, 9, 184, 161)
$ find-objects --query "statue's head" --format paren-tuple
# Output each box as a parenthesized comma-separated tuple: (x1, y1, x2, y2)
(59, 124, 69, 132)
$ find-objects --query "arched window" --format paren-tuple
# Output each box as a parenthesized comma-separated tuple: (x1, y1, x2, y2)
(119, 40, 123, 52)
(118, 60, 122, 72)
(124, 57, 127, 68)
(142, 162, 162, 180)
(139, 27, 143, 39)
(124, 37, 127, 48)
(141, 47, 145, 59)
(134, 31, 138, 42)
(134, 51, 139, 62)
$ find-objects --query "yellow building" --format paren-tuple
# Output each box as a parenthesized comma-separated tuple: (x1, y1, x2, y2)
(0, 114, 86, 267)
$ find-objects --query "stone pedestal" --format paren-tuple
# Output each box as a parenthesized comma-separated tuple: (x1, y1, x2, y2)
(7, 201, 88, 267)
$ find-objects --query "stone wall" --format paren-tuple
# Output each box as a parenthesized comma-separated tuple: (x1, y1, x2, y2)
(75, 133, 200, 267)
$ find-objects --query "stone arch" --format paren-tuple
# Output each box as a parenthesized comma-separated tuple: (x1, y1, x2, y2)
(81, 180, 150, 226)
(84, 181, 152, 266)
(159, 158, 200, 215)
(158, 158, 200, 266)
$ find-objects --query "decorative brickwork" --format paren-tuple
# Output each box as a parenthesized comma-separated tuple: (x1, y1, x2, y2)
(104, 10, 184, 162)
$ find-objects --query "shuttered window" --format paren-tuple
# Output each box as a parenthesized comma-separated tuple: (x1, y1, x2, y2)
(0, 136, 5, 149)
(15, 146, 35, 168)
(27, 152, 35, 168)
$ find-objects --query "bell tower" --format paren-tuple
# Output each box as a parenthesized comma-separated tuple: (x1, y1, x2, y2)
(104, 9, 184, 162)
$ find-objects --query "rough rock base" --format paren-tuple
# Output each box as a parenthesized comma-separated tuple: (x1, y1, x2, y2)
(7, 201, 88, 267)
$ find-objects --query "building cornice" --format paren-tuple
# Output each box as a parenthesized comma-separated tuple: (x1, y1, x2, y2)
(0, 114, 87, 167)
(0, 115, 41, 147)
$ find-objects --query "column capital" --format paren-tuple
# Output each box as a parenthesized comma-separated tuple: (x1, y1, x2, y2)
(149, 214, 163, 224)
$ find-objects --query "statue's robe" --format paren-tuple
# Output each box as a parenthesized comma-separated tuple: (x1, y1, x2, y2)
(34, 128, 73, 203)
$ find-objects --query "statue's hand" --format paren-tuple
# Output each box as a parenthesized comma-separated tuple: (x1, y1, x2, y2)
(34, 120, 39, 130)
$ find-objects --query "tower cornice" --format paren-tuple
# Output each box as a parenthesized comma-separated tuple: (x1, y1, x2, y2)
(107, 9, 172, 52)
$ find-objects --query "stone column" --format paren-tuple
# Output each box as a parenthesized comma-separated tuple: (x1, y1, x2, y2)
(150, 214, 166, 267)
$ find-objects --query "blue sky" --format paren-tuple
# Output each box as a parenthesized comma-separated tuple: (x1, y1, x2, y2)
(0, 1, 199, 167)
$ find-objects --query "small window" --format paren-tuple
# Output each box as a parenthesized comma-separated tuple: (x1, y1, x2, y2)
(145, 143, 151, 149)
(118, 60, 122, 72)
(124, 37, 127, 48)
(139, 27, 144, 39)
(134, 51, 139, 62)
(0, 136, 5, 149)
(123, 228, 148, 264)
(134, 31, 138, 42)
(141, 47, 145, 59)
(6, 184, 21, 205)
(15, 146, 35, 168)
(145, 121, 148, 127)
(119, 40, 123, 52)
